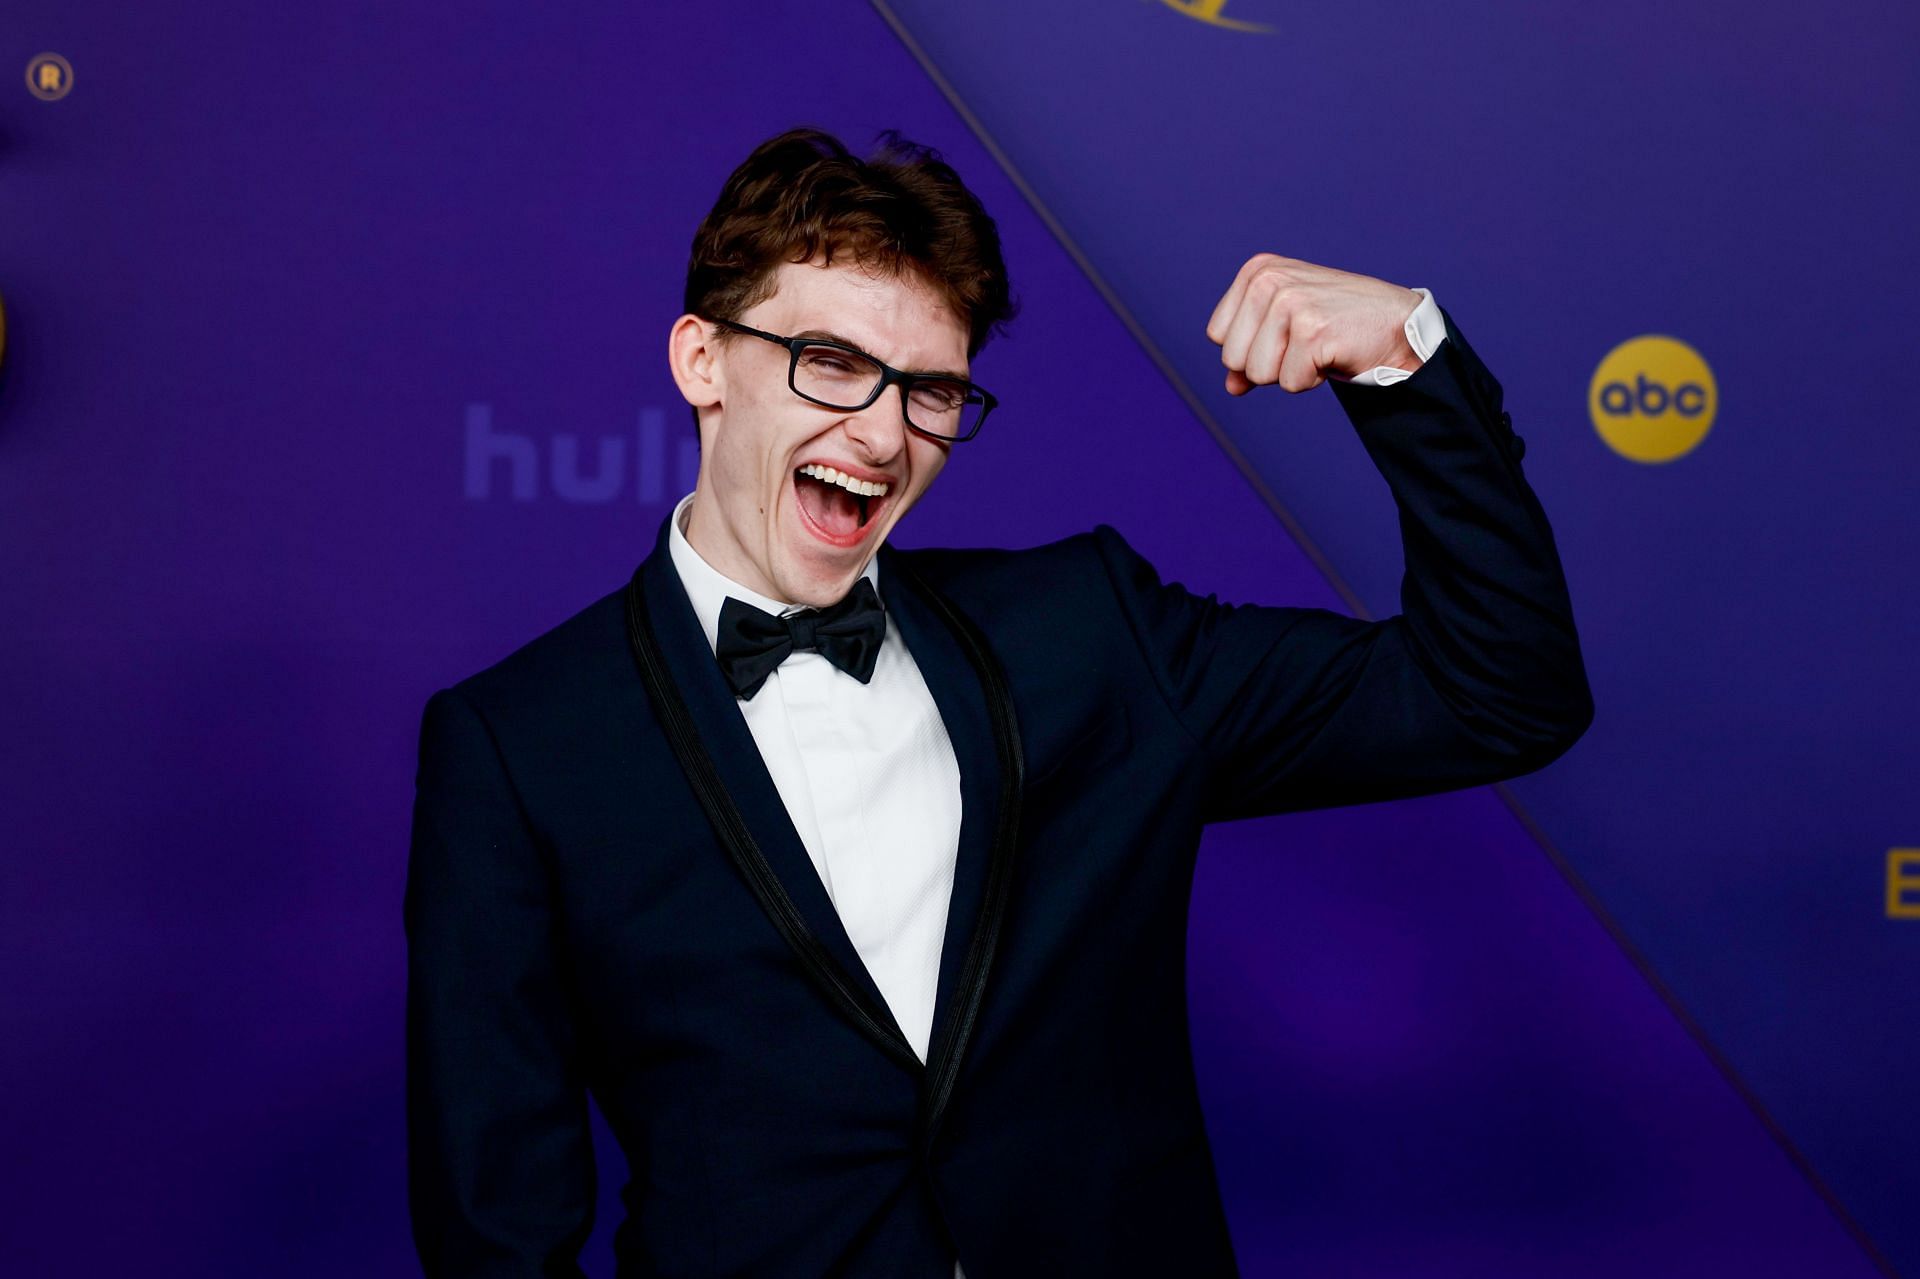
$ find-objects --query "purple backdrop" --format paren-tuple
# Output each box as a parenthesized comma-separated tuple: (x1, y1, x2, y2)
(1, 2, 1908, 1275)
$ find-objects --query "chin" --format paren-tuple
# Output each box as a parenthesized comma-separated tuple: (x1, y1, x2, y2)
(776, 543, 881, 608)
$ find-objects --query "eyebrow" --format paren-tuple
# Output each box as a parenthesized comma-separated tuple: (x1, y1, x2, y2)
(792, 328, 971, 381)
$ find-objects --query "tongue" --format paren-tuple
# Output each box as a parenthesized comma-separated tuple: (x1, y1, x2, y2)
(796, 473, 861, 538)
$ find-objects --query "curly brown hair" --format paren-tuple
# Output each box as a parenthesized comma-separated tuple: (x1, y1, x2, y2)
(683, 126, 1018, 405)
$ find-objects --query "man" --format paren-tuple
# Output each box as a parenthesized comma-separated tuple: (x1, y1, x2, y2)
(406, 126, 1593, 1277)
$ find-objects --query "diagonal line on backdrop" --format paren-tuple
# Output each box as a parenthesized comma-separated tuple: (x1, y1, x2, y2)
(866, 4, 1900, 1276)
(867, 2, 1370, 621)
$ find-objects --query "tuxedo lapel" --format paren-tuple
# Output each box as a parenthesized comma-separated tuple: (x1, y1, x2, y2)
(879, 546, 1025, 1154)
(628, 516, 915, 1071)
(877, 551, 1000, 1062)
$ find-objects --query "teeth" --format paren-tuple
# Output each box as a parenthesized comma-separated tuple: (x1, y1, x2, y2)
(799, 463, 889, 498)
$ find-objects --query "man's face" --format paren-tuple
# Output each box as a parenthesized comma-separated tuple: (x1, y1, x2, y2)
(676, 255, 968, 608)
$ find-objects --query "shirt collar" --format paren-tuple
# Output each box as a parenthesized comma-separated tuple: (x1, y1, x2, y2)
(665, 490, 884, 656)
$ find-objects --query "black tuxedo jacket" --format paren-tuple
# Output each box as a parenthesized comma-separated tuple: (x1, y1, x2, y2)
(405, 307, 1594, 1278)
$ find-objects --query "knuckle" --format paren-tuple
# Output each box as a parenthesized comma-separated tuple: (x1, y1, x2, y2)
(1280, 361, 1319, 393)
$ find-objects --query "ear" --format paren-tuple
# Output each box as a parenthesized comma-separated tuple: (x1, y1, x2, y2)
(668, 314, 724, 421)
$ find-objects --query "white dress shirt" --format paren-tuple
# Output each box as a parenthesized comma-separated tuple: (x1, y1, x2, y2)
(663, 288, 1445, 1276)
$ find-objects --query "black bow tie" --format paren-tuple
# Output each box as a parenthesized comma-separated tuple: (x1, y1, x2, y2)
(714, 577, 887, 700)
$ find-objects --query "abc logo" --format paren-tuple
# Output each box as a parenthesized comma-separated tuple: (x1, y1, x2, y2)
(1588, 335, 1716, 463)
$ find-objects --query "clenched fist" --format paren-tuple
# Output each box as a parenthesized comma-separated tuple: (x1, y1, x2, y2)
(1205, 254, 1424, 395)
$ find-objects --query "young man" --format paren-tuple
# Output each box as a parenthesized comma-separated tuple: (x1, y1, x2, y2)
(406, 127, 1593, 1278)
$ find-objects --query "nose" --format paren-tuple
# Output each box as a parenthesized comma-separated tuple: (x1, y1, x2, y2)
(839, 384, 912, 464)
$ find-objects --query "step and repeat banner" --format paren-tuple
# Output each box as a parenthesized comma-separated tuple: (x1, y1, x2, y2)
(2, 3, 1910, 1275)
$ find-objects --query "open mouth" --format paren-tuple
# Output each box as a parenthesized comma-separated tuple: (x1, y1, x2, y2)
(792, 463, 889, 547)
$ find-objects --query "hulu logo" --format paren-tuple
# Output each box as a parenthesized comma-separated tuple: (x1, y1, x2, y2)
(464, 405, 700, 503)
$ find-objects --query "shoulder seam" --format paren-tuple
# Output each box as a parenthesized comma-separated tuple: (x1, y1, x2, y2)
(432, 685, 551, 858)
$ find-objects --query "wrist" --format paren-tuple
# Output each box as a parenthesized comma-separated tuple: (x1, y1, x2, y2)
(1381, 286, 1436, 372)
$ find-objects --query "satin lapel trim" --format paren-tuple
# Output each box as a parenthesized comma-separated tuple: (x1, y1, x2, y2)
(880, 546, 1025, 1153)
(627, 517, 916, 1073)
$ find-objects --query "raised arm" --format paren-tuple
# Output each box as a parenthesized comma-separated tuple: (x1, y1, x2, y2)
(405, 687, 596, 1276)
(1096, 256, 1592, 820)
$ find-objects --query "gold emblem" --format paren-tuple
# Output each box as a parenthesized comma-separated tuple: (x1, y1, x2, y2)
(26, 52, 73, 101)
(1159, 0, 1276, 34)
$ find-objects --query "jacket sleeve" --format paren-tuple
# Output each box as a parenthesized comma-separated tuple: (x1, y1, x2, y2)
(1092, 305, 1595, 822)
(404, 686, 596, 1277)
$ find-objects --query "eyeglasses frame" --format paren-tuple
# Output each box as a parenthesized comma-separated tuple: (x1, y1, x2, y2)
(703, 315, 997, 443)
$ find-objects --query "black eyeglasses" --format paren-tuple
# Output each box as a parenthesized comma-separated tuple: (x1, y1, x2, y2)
(705, 316, 997, 443)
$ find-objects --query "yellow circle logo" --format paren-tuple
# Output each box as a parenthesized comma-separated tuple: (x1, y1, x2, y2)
(26, 52, 73, 101)
(1588, 335, 1716, 463)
